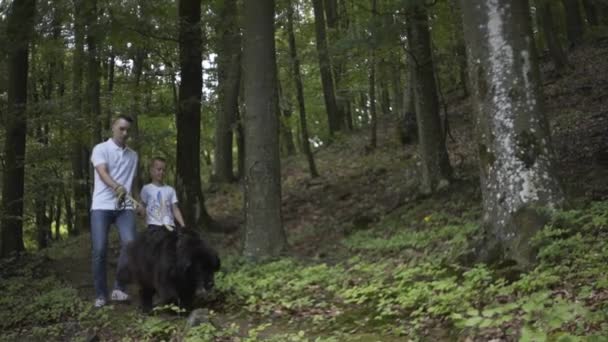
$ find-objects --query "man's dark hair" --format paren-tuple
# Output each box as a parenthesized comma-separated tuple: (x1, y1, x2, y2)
(114, 114, 134, 124)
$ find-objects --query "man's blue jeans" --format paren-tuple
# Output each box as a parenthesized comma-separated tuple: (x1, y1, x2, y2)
(90, 210, 136, 300)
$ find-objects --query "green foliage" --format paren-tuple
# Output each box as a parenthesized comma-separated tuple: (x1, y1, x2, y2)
(218, 258, 346, 317)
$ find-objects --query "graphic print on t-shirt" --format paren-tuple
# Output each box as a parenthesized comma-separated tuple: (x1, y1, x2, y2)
(147, 190, 173, 225)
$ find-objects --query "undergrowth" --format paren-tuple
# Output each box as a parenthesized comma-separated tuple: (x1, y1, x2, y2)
(3, 201, 608, 341)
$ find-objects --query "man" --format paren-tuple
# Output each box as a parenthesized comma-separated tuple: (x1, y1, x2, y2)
(90, 115, 138, 307)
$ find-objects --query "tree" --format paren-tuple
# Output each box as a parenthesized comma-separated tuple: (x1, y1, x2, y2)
(407, 2, 452, 194)
(312, 0, 340, 136)
(368, 0, 378, 150)
(461, 0, 565, 267)
(581, 0, 599, 26)
(536, 0, 570, 74)
(1, 0, 37, 257)
(213, 0, 241, 183)
(286, 0, 319, 178)
(561, 0, 584, 48)
(71, 0, 88, 236)
(242, 0, 286, 259)
(176, 0, 216, 230)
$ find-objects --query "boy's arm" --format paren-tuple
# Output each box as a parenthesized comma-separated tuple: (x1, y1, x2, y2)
(172, 205, 185, 228)
(137, 186, 147, 216)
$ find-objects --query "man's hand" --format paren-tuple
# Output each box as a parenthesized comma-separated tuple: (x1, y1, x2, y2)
(114, 185, 127, 203)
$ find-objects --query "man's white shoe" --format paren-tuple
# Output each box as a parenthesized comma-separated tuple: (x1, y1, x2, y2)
(94, 298, 107, 308)
(111, 289, 130, 302)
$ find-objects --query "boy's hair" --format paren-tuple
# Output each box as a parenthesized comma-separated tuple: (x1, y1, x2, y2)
(150, 156, 167, 168)
(113, 114, 134, 124)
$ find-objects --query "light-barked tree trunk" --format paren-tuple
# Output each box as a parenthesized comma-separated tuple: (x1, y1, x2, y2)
(461, 0, 565, 268)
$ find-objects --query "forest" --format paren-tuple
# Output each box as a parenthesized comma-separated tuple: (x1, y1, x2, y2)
(1, 0, 608, 340)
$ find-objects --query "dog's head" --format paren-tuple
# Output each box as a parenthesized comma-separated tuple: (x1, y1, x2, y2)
(176, 229, 221, 292)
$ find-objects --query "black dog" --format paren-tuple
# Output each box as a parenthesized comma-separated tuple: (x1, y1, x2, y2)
(118, 227, 220, 312)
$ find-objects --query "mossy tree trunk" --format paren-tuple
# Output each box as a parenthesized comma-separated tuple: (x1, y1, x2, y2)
(242, 0, 287, 259)
(461, 0, 565, 267)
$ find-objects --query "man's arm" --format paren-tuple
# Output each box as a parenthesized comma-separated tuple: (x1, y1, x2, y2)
(95, 164, 122, 191)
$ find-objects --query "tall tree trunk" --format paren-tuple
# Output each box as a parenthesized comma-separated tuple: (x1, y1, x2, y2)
(449, 0, 469, 98)
(408, 3, 452, 194)
(236, 106, 245, 180)
(242, 0, 287, 259)
(54, 184, 63, 240)
(581, 0, 598, 27)
(325, 0, 347, 130)
(286, 0, 319, 178)
(1, 0, 36, 257)
(177, 0, 216, 231)
(312, 0, 340, 136)
(213, 0, 241, 183)
(71, 0, 89, 236)
(277, 80, 296, 156)
(537, 1, 570, 73)
(105, 50, 115, 132)
(85, 0, 102, 143)
(390, 63, 404, 120)
(561, 0, 584, 48)
(64, 188, 74, 235)
(461, 0, 565, 267)
(368, 0, 378, 150)
(379, 76, 391, 117)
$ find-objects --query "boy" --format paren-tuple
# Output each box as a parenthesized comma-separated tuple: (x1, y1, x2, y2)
(139, 157, 186, 229)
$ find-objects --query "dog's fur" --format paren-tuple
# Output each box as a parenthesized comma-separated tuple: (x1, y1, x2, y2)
(118, 227, 220, 312)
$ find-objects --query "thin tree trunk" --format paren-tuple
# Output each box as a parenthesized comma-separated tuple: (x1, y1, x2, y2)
(312, 0, 340, 136)
(561, 0, 585, 48)
(1, 0, 36, 257)
(538, 1, 570, 73)
(461, 0, 565, 267)
(236, 105, 245, 180)
(177, 0, 217, 231)
(277, 80, 296, 156)
(64, 188, 74, 235)
(379, 76, 391, 117)
(368, 0, 378, 150)
(55, 185, 63, 240)
(214, 0, 241, 183)
(242, 0, 287, 259)
(105, 52, 115, 132)
(449, 0, 469, 97)
(408, 3, 452, 193)
(287, 0, 319, 178)
(85, 0, 102, 143)
(581, 0, 598, 26)
(70, 0, 89, 236)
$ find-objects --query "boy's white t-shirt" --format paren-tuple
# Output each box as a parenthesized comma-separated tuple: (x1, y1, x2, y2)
(140, 183, 179, 226)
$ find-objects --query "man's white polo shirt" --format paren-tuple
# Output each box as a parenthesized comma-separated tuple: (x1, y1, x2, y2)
(90, 138, 138, 210)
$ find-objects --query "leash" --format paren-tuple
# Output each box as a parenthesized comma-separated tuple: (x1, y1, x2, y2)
(117, 193, 175, 232)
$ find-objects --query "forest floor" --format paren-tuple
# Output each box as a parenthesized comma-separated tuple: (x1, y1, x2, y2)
(2, 37, 608, 341)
